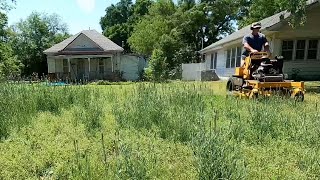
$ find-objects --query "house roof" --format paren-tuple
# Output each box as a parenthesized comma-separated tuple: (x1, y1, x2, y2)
(44, 29, 124, 54)
(200, 0, 319, 53)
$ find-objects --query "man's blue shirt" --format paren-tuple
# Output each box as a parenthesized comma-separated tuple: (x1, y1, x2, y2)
(242, 33, 268, 57)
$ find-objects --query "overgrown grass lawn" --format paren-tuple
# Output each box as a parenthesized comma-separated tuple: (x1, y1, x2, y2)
(1, 81, 320, 179)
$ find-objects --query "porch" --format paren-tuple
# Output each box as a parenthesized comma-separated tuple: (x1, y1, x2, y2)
(47, 55, 122, 82)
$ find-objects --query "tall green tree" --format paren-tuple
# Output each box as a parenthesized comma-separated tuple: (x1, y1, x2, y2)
(100, 0, 152, 52)
(128, 0, 176, 56)
(237, 0, 308, 28)
(0, 0, 21, 79)
(129, 0, 246, 81)
(10, 12, 69, 76)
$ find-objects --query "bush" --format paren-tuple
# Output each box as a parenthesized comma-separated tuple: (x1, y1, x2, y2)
(144, 49, 169, 81)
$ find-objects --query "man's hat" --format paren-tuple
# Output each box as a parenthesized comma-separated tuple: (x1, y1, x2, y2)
(250, 22, 262, 30)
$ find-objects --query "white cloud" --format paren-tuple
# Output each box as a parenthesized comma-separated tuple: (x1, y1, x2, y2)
(76, 0, 95, 14)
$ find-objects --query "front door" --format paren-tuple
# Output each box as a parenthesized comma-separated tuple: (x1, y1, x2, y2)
(77, 59, 85, 80)
(70, 60, 77, 80)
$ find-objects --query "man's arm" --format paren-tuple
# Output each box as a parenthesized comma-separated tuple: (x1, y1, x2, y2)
(244, 42, 258, 53)
(243, 36, 258, 53)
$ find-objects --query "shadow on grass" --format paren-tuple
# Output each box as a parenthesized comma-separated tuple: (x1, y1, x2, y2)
(305, 86, 320, 94)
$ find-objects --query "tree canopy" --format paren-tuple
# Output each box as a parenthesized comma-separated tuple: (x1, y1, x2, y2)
(127, 0, 245, 80)
(0, 0, 21, 79)
(10, 12, 70, 76)
(237, 0, 308, 29)
(100, 0, 153, 52)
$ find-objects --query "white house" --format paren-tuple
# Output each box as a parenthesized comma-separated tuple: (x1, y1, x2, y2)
(196, 0, 320, 81)
(44, 29, 146, 82)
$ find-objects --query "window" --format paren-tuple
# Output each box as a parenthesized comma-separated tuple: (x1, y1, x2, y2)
(210, 52, 218, 69)
(236, 47, 242, 67)
(231, 48, 236, 68)
(63, 59, 69, 73)
(214, 52, 217, 69)
(308, 40, 318, 60)
(210, 53, 214, 69)
(99, 59, 104, 74)
(226, 50, 231, 68)
(281, 40, 294, 60)
(282, 39, 320, 60)
(226, 46, 242, 68)
(296, 40, 306, 60)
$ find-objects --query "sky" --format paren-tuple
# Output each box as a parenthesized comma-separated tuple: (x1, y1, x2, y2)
(7, 0, 122, 35)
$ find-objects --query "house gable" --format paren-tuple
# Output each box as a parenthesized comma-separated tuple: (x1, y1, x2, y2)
(44, 29, 124, 55)
(276, 4, 320, 39)
(63, 33, 103, 52)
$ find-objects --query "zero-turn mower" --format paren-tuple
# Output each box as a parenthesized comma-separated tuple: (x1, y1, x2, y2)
(226, 52, 305, 101)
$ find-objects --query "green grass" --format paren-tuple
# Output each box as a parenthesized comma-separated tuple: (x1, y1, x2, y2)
(0, 81, 320, 179)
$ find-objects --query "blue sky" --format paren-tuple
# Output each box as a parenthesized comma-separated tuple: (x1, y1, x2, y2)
(7, 0, 122, 35)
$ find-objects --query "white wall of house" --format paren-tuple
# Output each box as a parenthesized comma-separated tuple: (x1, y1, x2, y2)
(182, 63, 206, 81)
(47, 58, 55, 73)
(55, 59, 63, 73)
(274, 4, 320, 80)
(120, 55, 145, 81)
(204, 45, 242, 78)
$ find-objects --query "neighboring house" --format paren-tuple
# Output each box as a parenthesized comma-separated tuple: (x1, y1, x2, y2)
(44, 29, 146, 82)
(197, 0, 320, 80)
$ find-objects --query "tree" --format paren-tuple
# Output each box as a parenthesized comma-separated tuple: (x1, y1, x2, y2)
(0, 43, 21, 78)
(10, 12, 69, 76)
(128, 16, 172, 56)
(128, 0, 177, 56)
(133, 0, 153, 20)
(100, 0, 153, 52)
(0, 0, 21, 79)
(145, 48, 168, 81)
(129, 0, 245, 81)
(177, 0, 196, 11)
(237, 0, 307, 28)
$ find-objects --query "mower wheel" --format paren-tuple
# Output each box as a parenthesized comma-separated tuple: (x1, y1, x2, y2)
(294, 91, 304, 102)
(226, 78, 236, 92)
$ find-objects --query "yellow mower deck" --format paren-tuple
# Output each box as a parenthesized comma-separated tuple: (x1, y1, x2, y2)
(232, 80, 305, 101)
(227, 52, 305, 101)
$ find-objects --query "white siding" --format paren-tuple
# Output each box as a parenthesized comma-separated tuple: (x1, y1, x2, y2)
(215, 49, 227, 77)
(47, 58, 55, 73)
(205, 54, 212, 69)
(273, 38, 282, 56)
(55, 59, 63, 72)
(113, 53, 121, 71)
(216, 47, 240, 77)
(120, 55, 141, 81)
(273, 4, 320, 80)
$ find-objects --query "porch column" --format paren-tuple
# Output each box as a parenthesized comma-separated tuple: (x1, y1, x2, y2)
(272, 33, 276, 56)
(88, 57, 91, 80)
(111, 56, 114, 72)
(88, 58, 91, 72)
(68, 58, 71, 73)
